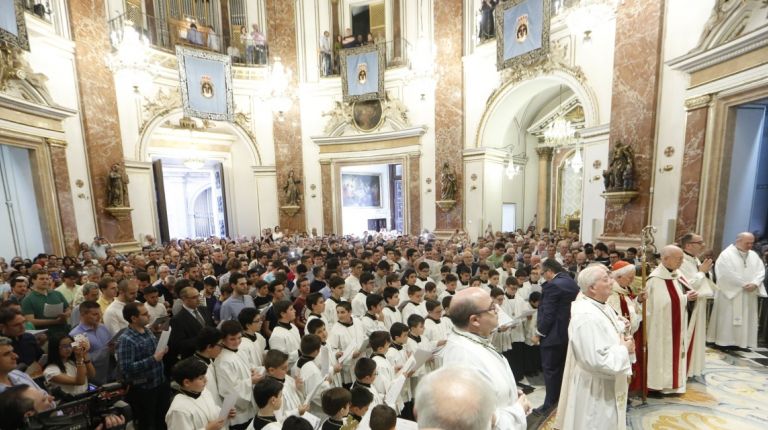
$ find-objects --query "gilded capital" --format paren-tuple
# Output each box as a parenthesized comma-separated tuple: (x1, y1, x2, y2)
(535, 147, 554, 159)
(684, 94, 712, 111)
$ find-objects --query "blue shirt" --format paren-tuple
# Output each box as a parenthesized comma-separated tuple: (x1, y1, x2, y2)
(116, 326, 164, 389)
(0, 370, 45, 393)
(70, 322, 112, 353)
(219, 294, 254, 322)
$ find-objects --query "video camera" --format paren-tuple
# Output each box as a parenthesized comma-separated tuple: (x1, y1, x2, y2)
(23, 383, 132, 430)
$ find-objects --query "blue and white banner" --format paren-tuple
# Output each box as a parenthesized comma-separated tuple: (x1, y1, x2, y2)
(176, 46, 234, 122)
(340, 45, 385, 102)
(503, 0, 543, 61)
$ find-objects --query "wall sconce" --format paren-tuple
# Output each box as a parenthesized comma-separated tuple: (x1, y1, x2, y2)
(77, 193, 90, 200)
(659, 164, 673, 173)
(309, 184, 316, 198)
(589, 175, 601, 183)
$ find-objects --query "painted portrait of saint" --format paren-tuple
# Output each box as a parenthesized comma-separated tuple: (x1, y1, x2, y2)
(357, 63, 368, 85)
(516, 14, 529, 42)
(200, 75, 214, 99)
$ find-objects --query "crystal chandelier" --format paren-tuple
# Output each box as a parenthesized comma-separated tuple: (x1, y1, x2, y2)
(505, 159, 521, 179)
(544, 85, 576, 146)
(268, 57, 293, 121)
(564, 0, 620, 41)
(106, 20, 154, 94)
(569, 150, 584, 173)
(183, 158, 205, 170)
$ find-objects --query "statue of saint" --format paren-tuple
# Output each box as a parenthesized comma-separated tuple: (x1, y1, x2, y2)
(107, 162, 129, 207)
(283, 169, 301, 206)
(440, 162, 458, 201)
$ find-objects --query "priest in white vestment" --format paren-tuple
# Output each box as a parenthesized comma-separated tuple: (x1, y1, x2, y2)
(646, 246, 697, 394)
(439, 288, 530, 430)
(708, 232, 766, 350)
(678, 233, 716, 377)
(555, 265, 632, 430)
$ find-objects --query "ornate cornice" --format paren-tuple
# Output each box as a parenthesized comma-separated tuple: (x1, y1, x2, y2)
(684, 94, 713, 111)
(668, 24, 768, 74)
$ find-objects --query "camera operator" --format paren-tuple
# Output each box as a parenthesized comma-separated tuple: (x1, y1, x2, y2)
(0, 384, 124, 430)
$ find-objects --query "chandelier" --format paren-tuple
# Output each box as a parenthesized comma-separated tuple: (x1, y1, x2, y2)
(544, 85, 576, 146)
(505, 159, 521, 179)
(106, 20, 154, 94)
(564, 0, 620, 41)
(569, 150, 584, 173)
(268, 57, 293, 121)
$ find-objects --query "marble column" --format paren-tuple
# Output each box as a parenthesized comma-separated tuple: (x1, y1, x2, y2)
(536, 147, 553, 230)
(266, 0, 307, 234)
(601, 0, 665, 241)
(407, 153, 421, 235)
(434, 0, 464, 232)
(69, 0, 136, 245)
(320, 160, 333, 234)
(47, 140, 80, 256)
(675, 95, 711, 238)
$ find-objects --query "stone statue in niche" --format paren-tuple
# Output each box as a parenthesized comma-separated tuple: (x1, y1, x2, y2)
(283, 169, 301, 206)
(440, 162, 458, 201)
(602, 141, 637, 192)
(107, 162, 130, 207)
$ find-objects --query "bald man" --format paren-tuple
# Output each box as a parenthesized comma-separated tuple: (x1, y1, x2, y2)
(439, 288, 529, 430)
(707, 232, 765, 351)
(645, 245, 698, 394)
(168, 286, 214, 369)
(415, 366, 496, 430)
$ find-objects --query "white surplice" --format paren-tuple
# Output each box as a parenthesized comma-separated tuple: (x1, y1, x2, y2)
(679, 252, 715, 377)
(707, 244, 766, 348)
(554, 298, 631, 430)
(440, 329, 526, 430)
(299, 359, 332, 418)
(214, 348, 255, 425)
(327, 319, 366, 384)
(239, 332, 267, 369)
(270, 323, 302, 367)
(165, 388, 220, 430)
(382, 305, 402, 329)
(646, 266, 689, 393)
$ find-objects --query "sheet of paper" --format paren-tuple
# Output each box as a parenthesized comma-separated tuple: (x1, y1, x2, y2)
(43, 302, 64, 318)
(26, 329, 47, 336)
(496, 307, 514, 328)
(411, 347, 433, 371)
(355, 407, 373, 430)
(317, 345, 331, 377)
(396, 418, 419, 429)
(399, 355, 416, 375)
(218, 392, 238, 420)
(340, 341, 357, 364)
(385, 374, 406, 407)
(305, 381, 324, 405)
(155, 327, 171, 354)
(301, 412, 321, 428)
(357, 338, 369, 354)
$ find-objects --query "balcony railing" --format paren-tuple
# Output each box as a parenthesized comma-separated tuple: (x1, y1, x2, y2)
(21, 0, 53, 22)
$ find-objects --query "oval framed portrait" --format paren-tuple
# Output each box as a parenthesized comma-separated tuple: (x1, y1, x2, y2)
(352, 99, 383, 132)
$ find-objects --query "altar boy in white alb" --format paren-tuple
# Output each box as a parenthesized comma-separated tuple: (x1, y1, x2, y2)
(555, 266, 633, 430)
(708, 232, 766, 350)
(268, 300, 302, 368)
(165, 357, 235, 429)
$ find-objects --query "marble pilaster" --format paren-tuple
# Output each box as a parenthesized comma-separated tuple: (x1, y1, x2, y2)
(602, 0, 665, 240)
(320, 160, 333, 234)
(675, 104, 709, 238)
(536, 147, 553, 230)
(266, 0, 306, 234)
(434, 0, 464, 231)
(48, 141, 80, 256)
(69, 0, 136, 244)
(407, 153, 421, 235)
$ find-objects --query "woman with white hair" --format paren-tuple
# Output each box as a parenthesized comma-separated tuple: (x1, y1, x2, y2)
(554, 265, 634, 430)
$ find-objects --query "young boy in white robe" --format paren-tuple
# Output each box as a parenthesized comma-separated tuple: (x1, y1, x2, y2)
(381, 287, 402, 329)
(437, 274, 458, 302)
(249, 377, 284, 430)
(490, 287, 513, 362)
(414, 262, 435, 289)
(305, 292, 327, 327)
(360, 294, 387, 337)
(268, 300, 302, 368)
(502, 277, 531, 391)
(350, 357, 383, 405)
(523, 291, 542, 376)
(423, 300, 449, 372)
(298, 334, 341, 418)
(351, 273, 376, 317)
(307, 318, 343, 388)
(369, 331, 397, 410)
(323, 278, 346, 330)
(386, 323, 412, 417)
(264, 349, 308, 419)
(415, 283, 438, 317)
(165, 357, 235, 429)
(404, 313, 428, 417)
(347, 386, 374, 426)
(440, 296, 455, 331)
(191, 327, 225, 405)
(327, 301, 366, 386)
(319, 387, 351, 430)
(399, 285, 424, 324)
(214, 321, 259, 428)
(238, 307, 266, 370)
(487, 269, 502, 293)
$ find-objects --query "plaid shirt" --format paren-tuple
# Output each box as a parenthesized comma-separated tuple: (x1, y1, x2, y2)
(116, 326, 164, 389)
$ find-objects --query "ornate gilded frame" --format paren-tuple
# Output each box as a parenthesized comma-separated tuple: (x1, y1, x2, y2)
(339, 44, 386, 103)
(0, 0, 29, 51)
(495, 0, 550, 71)
(175, 46, 234, 122)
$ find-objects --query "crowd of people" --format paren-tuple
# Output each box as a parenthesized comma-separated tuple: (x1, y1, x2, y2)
(0, 227, 766, 429)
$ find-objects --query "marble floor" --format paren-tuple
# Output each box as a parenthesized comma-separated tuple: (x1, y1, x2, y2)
(527, 347, 768, 429)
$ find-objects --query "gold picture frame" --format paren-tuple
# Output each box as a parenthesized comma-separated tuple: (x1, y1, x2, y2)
(339, 44, 386, 103)
(495, 0, 550, 71)
(0, 0, 30, 51)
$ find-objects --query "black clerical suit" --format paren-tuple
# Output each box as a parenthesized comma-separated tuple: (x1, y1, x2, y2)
(166, 305, 214, 372)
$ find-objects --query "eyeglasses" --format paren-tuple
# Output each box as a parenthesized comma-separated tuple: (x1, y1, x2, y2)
(471, 303, 499, 317)
(689, 241, 704, 244)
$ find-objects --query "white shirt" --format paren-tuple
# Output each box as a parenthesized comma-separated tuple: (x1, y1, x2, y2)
(344, 275, 362, 301)
(145, 301, 167, 325)
(44, 362, 88, 395)
(103, 299, 129, 335)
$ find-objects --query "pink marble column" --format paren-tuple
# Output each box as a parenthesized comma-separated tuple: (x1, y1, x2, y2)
(434, 0, 464, 231)
(675, 103, 709, 238)
(69, 1, 135, 243)
(49, 142, 80, 256)
(266, 0, 307, 234)
(602, 0, 665, 241)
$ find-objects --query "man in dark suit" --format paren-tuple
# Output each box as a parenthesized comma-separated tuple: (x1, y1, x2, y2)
(166, 286, 214, 372)
(532, 259, 579, 416)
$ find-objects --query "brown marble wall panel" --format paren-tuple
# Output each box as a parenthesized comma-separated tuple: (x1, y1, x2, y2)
(320, 161, 333, 234)
(675, 107, 708, 238)
(49, 144, 80, 256)
(408, 154, 421, 235)
(602, 0, 665, 239)
(266, 0, 306, 234)
(434, 0, 464, 231)
(69, 1, 135, 243)
(536, 147, 553, 230)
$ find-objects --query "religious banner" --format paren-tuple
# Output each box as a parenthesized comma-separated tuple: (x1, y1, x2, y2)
(176, 46, 234, 122)
(495, 0, 550, 71)
(0, 0, 29, 50)
(339, 44, 385, 102)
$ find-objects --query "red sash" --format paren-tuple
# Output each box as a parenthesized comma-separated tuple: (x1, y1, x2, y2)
(664, 279, 682, 389)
